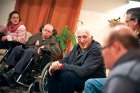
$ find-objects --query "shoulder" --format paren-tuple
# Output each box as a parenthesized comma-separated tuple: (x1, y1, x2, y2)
(90, 40, 102, 54)
(104, 76, 135, 93)
(49, 36, 57, 41)
(129, 61, 140, 82)
(110, 60, 140, 83)
(91, 40, 101, 49)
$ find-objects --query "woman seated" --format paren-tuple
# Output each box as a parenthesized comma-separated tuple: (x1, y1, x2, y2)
(0, 11, 28, 49)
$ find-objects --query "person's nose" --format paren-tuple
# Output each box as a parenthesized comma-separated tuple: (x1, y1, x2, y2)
(80, 38, 85, 43)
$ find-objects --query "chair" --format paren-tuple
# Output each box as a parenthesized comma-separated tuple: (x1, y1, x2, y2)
(15, 49, 52, 86)
(15, 41, 63, 91)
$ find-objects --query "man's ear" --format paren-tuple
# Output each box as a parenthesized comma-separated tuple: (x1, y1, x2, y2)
(134, 19, 138, 27)
(114, 41, 128, 54)
(111, 41, 123, 52)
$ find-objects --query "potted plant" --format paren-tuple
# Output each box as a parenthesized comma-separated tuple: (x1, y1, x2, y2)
(56, 26, 76, 55)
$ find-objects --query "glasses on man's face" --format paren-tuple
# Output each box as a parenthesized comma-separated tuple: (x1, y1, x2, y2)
(77, 35, 88, 39)
(125, 18, 135, 24)
(42, 29, 51, 33)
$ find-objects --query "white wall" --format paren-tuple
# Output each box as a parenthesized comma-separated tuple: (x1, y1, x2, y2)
(78, 0, 140, 45)
(0, 0, 16, 25)
(78, 0, 129, 45)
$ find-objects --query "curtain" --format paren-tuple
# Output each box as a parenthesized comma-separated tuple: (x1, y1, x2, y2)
(50, 0, 83, 34)
(15, 0, 53, 34)
(50, 0, 83, 52)
(15, 0, 83, 34)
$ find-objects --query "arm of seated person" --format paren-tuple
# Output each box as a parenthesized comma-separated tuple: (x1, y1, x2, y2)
(41, 44, 62, 60)
(48, 61, 64, 76)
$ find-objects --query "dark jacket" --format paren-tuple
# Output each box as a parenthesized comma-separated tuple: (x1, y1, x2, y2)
(60, 40, 106, 79)
(40, 35, 63, 61)
(104, 49, 140, 93)
(25, 32, 62, 60)
(25, 32, 42, 47)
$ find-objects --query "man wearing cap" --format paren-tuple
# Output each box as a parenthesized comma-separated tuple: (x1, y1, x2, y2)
(0, 24, 62, 86)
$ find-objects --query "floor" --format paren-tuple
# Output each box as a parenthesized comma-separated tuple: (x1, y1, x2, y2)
(0, 49, 31, 93)
(0, 86, 27, 93)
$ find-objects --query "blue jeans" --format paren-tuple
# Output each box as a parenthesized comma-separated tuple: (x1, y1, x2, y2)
(84, 78, 106, 93)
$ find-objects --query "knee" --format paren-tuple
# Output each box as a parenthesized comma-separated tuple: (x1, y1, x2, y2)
(85, 78, 106, 90)
(54, 71, 76, 83)
(14, 46, 22, 50)
(60, 71, 76, 79)
(12, 46, 23, 53)
(85, 79, 94, 87)
(25, 48, 36, 54)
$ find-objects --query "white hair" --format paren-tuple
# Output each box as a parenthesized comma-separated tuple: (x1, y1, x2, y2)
(76, 27, 93, 38)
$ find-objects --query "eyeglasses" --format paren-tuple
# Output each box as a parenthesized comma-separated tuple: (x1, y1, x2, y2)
(11, 16, 19, 19)
(42, 29, 52, 33)
(77, 35, 88, 39)
(125, 18, 135, 23)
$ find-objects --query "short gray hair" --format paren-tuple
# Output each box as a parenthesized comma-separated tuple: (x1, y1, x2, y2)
(76, 27, 93, 38)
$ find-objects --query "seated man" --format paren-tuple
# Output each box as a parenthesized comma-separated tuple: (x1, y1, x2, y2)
(47, 27, 106, 93)
(84, 7, 140, 93)
(0, 24, 62, 87)
(84, 25, 140, 93)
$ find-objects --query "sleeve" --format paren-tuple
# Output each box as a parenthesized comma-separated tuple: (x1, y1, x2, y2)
(62, 45, 105, 78)
(42, 37, 63, 61)
(103, 76, 136, 93)
(11, 25, 27, 44)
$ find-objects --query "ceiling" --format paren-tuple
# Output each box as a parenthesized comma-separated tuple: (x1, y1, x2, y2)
(82, 0, 129, 12)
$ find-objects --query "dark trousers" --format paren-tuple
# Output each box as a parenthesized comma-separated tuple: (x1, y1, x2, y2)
(0, 40, 23, 49)
(5, 45, 24, 66)
(0, 41, 9, 49)
(47, 70, 84, 93)
(5, 46, 37, 73)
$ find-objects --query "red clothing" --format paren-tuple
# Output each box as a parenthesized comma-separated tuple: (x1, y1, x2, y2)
(5, 22, 28, 44)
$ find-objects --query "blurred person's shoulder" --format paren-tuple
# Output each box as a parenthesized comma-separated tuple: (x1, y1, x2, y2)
(109, 49, 140, 81)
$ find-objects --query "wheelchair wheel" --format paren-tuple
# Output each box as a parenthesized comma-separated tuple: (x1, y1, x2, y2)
(27, 83, 34, 93)
(39, 62, 51, 93)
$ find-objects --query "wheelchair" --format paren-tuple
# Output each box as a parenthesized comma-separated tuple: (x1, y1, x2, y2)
(0, 46, 82, 93)
(9, 47, 63, 93)
(27, 62, 52, 93)
(0, 37, 64, 93)
(0, 41, 25, 73)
